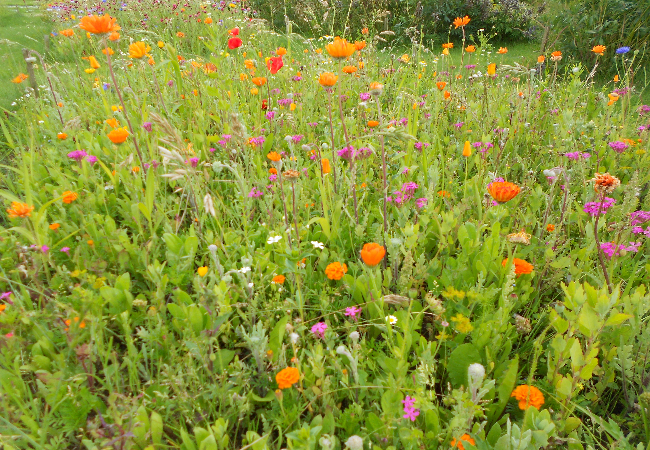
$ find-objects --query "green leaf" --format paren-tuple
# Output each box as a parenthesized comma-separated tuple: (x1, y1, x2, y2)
(199, 435, 218, 450)
(150, 411, 163, 445)
(605, 313, 632, 326)
(446, 343, 481, 388)
(269, 316, 289, 361)
(488, 355, 518, 424)
(213, 349, 235, 372)
(167, 303, 186, 320)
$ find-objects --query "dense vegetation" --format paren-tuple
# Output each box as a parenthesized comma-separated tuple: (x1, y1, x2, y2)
(1, 0, 650, 449)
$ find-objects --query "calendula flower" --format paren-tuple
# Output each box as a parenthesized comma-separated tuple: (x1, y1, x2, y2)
(325, 262, 348, 280)
(550, 50, 562, 61)
(108, 31, 120, 41)
(442, 42, 454, 49)
(6, 202, 34, 218)
(107, 127, 129, 144)
(252, 76, 267, 86)
(450, 434, 475, 450)
(276, 367, 300, 389)
(487, 181, 520, 203)
(502, 258, 534, 276)
(453, 15, 470, 28)
(497, 47, 508, 54)
(326, 37, 355, 59)
(342, 65, 357, 74)
(319, 72, 338, 87)
(321, 158, 331, 174)
(369, 82, 383, 96)
(511, 385, 544, 410)
(62, 191, 78, 204)
(360, 243, 385, 266)
(128, 41, 151, 59)
(267, 152, 281, 162)
(78, 14, 121, 35)
(487, 63, 496, 76)
(592, 45, 606, 56)
(57, 132, 68, 140)
(204, 17, 213, 24)
(11, 73, 28, 83)
(436, 81, 447, 90)
(591, 172, 620, 195)
(465, 45, 476, 53)
(272, 274, 286, 284)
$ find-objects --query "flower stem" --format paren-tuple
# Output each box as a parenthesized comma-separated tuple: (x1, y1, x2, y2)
(327, 90, 338, 193)
(594, 194, 613, 293)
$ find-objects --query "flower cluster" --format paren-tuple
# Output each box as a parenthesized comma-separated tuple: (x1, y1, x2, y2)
(387, 182, 420, 206)
(565, 151, 591, 160)
(337, 145, 373, 161)
(608, 141, 629, 153)
(600, 242, 641, 258)
(583, 197, 616, 216)
(401, 396, 420, 422)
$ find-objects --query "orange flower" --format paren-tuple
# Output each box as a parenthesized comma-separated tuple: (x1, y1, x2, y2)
(128, 41, 151, 59)
(78, 14, 121, 35)
(354, 40, 366, 51)
(442, 42, 454, 49)
(443, 90, 451, 99)
(453, 16, 470, 28)
(176, 32, 185, 38)
(497, 47, 508, 54)
(502, 258, 534, 277)
(326, 37, 355, 59)
(108, 31, 120, 41)
(591, 172, 620, 195)
(64, 316, 86, 331)
(465, 45, 476, 53)
(62, 191, 78, 204)
(342, 65, 357, 74)
(269, 168, 277, 175)
(6, 202, 34, 218)
(487, 63, 496, 77)
(245, 59, 255, 69)
(60, 29, 75, 37)
(272, 274, 285, 284)
(436, 81, 447, 90)
(101, 48, 114, 55)
(319, 72, 338, 87)
(550, 50, 562, 62)
(369, 81, 383, 96)
(450, 434, 475, 450)
(442, 48, 450, 56)
(12, 73, 28, 83)
(537, 55, 545, 63)
(325, 262, 348, 280)
(592, 45, 606, 56)
(488, 181, 520, 203)
(84, 55, 100, 69)
(437, 190, 451, 198)
(276, 47, 287, 56)
(276, 367, 300, 389)
(321, 158, 331, 174)
(367, 120, 379, 128)
(108, 127, 129, 144)
(252, 76, 267, 86)
(57, 132, 68, 140)
(49, 223, 61, 230)
(511, 385, 544, 410)
(361, 27, 369, 35)
(360, 243, 385, 266)
(546, 224, 555, 232)
(613, 74, 619, 82)
(462, 141, 471, 157)
(132, 166, 140, 173)
(105, 118, 120, 128)
(204, 17, 213, 24)
(607, 92, 619, 106)
(267, 152, 281, 162)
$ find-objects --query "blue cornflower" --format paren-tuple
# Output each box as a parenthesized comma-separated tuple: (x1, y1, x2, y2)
(616, 46, 630, 54)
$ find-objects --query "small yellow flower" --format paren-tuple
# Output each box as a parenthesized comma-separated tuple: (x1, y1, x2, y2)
(197, 266, 208, 277)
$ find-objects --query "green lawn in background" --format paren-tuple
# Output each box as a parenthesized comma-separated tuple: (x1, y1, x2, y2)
(0, 0, 52, 111)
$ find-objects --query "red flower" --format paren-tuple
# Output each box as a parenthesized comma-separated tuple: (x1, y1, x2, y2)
(229, 27, 239, 36)
(261, 99, 268, 110)
(228, 37, 242, 49)
(267, 56, 283, 74)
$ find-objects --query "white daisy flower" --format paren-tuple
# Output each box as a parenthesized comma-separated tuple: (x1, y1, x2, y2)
(311, 241, 324, 249)
(267, 235, 282, 244)
(239, 267, 251, 273)
(386, 315, 398, 325)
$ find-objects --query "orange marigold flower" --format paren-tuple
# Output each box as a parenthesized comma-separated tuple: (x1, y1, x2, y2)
(49, 223, 61, 230)
(176, 32, 185, 38)
(442, 42, 454, 49)
(60, 29, 75, 37)
(450, 434, 475, 450)
(497, 47, 508, 54)
(487, 63, 496, 77)
(276, 367, 300, 389)
(367, 120, 379, 128)
(360, 242, 385, 266)
(326, 37, 355, 59)
(537, 55, 545, 63)
(78, 15, 121, 35)
(6, 202, 34, 218)
(319, 72, 338, 87)
(465, 45, 476, 53)
(57, 132, 68, 140)
(105, 118, 120, 128)
(269, 168, 277, 175)
(61, 191, 78, 204)
(361, 27, 369, 35)
(267, 152, 281, 162)
(354, 40, 366, 51)
(204, 17, 213, 24)
(487, 181, 520, 203)
(436, 81, 447, 90)
(551, 50, 562, 61)
(272, 274, 285, 284)
(321, 158, 331, 174)
(592, 45, 606, 56)
(444, 90, 451, 99)
(342, 65, 357, 74)
(325, 262, 348, 280)
(591, 172, 620, 195)
(502, 258, 534, 277)
(511, 385, 544, 410)
(128, 41, 151, 59)
(252, 76, 267, 86)
(107, 127, 129, 144)
(453, 15, 470, 28)
(437, 190, 451, 198)
(276, 47, 287, 56)
(108, 31, 120, 41)
(369, 81, 383, 96)
(546, 224, 555, 232)
(12, 73, 28, 83)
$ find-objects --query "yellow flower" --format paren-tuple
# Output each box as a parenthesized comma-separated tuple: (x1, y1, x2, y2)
(451, 313, 473, 333)
(197, 266, 208, 277)
(128, 41, 152, 59)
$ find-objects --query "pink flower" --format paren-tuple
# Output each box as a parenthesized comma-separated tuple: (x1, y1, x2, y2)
(345, 306, 362, 320)
(311, 322, 328, 339)
(403, 407, 420, 422)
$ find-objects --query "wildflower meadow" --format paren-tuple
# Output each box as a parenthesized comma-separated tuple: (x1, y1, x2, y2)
(1, 1, 650, 449)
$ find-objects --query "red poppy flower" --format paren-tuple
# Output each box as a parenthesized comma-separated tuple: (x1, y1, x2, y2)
(229, 27, 239, 36)
(261, 99, 268, 110)
(228, 37, 242, 49)
(267, 56, 283, 74)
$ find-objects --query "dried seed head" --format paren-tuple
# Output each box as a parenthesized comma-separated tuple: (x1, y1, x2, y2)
(591, 172, 620, 195)
(283, 169, 300, 181)
(514, 314, 532, 334)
